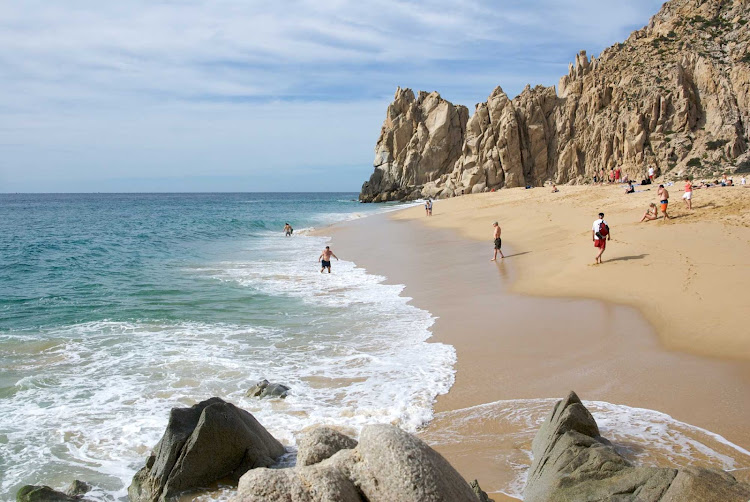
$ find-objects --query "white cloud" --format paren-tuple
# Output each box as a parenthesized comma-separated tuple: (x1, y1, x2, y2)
(0, 0, 665, 191)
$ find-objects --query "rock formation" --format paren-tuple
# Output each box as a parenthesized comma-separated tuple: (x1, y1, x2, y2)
(359, 88, 469, 202)
(16, 481, 91, 502)
(246, 379, 290, 399)
(360, 0, 750, 201)
(128, 397, 285, 502)
(233, 424, 484, 502)
(296, 426, 358, 467)
(524, 391, 750, 502)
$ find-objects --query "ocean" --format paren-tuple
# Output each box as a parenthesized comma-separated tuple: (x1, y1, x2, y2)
(2, 193, 749, 501)
(0, 193, 455, 500)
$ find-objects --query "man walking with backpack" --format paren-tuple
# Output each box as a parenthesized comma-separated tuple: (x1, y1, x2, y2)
(592, 212, 610, 264)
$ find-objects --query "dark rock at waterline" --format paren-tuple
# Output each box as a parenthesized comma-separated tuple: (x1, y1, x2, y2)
(16, 481, 92, 502)
(524, 391, 750, 502)
(470, 479, 493, 502)
(246, 379, 290, 399)
(63, 481, 90, 498)
(128, 397, 285, 502)
(296, 426, 358, 467)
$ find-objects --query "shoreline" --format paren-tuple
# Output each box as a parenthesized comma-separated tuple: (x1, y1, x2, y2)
(325, 195, 750, 498)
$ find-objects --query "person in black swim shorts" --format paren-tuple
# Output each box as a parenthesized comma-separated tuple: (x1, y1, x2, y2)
(318, 245, 339, 273)
(491, 221, 504, 261)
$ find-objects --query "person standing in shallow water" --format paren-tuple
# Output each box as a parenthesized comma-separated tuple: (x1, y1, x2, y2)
(318, 246, 339, 273)
(491, 222, 504, 261)
(592, 212, 610, 264)
(284, 223, 293, 236)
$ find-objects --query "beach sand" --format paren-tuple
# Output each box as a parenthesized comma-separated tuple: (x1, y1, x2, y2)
(326, 183, 750, 499)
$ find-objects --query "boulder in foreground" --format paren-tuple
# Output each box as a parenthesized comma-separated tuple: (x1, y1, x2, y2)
(524, 391, 750, 502)
(128, 397, 285, 502)
(234, 423, 480, 502)
(296, 426, 358, 467)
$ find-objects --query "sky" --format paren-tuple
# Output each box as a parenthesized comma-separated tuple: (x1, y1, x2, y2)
(0, 0, 665, 193)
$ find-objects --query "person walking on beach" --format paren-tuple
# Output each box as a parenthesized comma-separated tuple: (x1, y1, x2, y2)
(657, 184, 671, 221)
(592, 212, 610, 264)
(683, 177, 693, 210)
(648, 166, 655, 183)
(284, 223, 293, 236)
(491, 222, 504, 261)
(318, 246, 339, 273)
(427, 198, 433, 216)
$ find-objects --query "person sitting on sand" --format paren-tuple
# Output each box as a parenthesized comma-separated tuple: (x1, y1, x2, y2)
(318, 246, 339, 273)
(640, 203, 658, 222)
(682, 177, 693, 210)
(491, 222, 504, 261)
(625, 181, 635, 194)
(592, 212, 610, 264)
(551, 184, 559, 193)
(657, 185, 671, 220)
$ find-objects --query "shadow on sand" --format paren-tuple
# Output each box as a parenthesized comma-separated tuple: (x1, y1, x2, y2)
(607, 254, 648, 263)
(501, 251, 532, 259)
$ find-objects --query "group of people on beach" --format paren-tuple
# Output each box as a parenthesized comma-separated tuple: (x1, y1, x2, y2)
(639, 176, 693, 222)
(593, 167, 633, 185)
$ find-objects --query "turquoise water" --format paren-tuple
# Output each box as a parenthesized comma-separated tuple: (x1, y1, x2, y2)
(0, 193, 456, 500)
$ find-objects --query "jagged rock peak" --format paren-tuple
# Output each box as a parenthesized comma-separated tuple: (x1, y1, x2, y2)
(359, 87, 468, 202)
(360, 0, 750, 202)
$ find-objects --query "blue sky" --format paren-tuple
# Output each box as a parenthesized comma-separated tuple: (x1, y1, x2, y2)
(0, 0, 664, 193)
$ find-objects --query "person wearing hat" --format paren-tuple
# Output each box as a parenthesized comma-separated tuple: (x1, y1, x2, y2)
(491, 221, 504, 261)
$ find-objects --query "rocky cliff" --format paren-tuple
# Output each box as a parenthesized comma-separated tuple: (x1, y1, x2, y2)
(360, 88, 468, 202)
(360, 0, 750, 202)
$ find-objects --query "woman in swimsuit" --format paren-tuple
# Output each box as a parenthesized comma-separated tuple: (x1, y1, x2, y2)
(640, 203, 658, 222)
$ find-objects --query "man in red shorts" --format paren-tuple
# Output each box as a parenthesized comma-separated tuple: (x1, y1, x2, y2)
(592, 212, 610, 264)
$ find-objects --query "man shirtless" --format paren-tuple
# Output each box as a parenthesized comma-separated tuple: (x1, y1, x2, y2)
(491, 222, 504, 261)
(657, 185, 671, 221)
(318, 246, 339, 273)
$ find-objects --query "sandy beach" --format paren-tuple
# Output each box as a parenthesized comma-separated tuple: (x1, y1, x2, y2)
(327, 183, 750, 499)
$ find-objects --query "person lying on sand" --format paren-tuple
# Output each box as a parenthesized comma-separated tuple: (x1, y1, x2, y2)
(640, 203, 658, 222)
(657, 185, 670, 221)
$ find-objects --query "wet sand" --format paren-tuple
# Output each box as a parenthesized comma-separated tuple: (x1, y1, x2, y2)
(326, 211, 750, 499)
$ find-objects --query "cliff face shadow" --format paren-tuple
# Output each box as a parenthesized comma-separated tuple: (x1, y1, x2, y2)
(607, 254, 648, 262)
